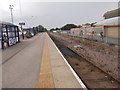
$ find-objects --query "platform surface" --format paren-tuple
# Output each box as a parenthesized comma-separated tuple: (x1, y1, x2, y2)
(2, 33, 86, 89)
(38, 33, 85, 88)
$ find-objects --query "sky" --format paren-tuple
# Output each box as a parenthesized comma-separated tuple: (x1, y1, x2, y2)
(0, 0, 119, 29)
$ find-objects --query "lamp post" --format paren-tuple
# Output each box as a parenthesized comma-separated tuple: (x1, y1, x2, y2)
(9, 5, 14, 24)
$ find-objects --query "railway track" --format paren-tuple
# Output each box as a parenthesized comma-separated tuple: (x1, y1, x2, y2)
(49, 33, 120, 89)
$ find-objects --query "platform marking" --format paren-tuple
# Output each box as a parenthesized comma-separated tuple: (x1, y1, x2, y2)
(38, 34, 55, 88)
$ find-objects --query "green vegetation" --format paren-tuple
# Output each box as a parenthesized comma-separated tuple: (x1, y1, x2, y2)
(33, 25, 47, 33)
(25, 32, 32, 38)
(50, 24, 82, 32)
(60, 24, 78, 30)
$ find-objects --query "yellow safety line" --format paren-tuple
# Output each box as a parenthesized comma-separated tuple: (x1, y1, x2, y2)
(38, 34, 55, 88)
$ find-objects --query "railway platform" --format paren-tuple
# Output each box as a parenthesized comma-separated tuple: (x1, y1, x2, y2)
(2, 33, 87, 89)
(38, 33, 87, 89)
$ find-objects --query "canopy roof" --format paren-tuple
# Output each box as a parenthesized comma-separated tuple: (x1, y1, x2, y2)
(95, 17, 120, 26)
(0, 21, 15, 26)
(103, 8, 120, 19)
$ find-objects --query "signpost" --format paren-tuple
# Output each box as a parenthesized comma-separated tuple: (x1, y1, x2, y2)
(19, 22, 25, 39)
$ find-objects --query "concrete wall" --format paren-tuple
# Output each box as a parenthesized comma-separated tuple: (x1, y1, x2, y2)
(104, 26, 119, 38)
(70, 26, 120, 45)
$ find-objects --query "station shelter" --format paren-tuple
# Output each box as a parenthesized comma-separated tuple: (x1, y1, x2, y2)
(0, 21, 20, 49)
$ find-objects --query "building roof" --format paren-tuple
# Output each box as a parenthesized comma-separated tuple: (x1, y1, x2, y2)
(95, 17, 120, 26)
(103, 8, 120, 19)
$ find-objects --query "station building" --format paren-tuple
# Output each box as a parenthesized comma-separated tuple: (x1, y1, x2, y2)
(95, 16, 120, 45)
(70, 8, 120, 45)
(0, 21, 20, 49)
(70, 17, 119, 45)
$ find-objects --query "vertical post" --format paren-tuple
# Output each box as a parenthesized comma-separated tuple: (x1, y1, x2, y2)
(21, 25, 24, 39)
(14, 26, 17, 43)
(17, 27, 20, 42)
(14, 27, 16, 38)
(105, 26, 108, 43)
(1, 25, 4, 49)
(9, 5, 14, 24)
(5, 25, 9, 46)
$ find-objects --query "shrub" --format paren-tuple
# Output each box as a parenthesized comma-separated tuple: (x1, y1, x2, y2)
(25, 32, 32, 38)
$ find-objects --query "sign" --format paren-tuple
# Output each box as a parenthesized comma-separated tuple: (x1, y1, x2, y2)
(9, 38, 17, 46)
(19, 22, 25, 26)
